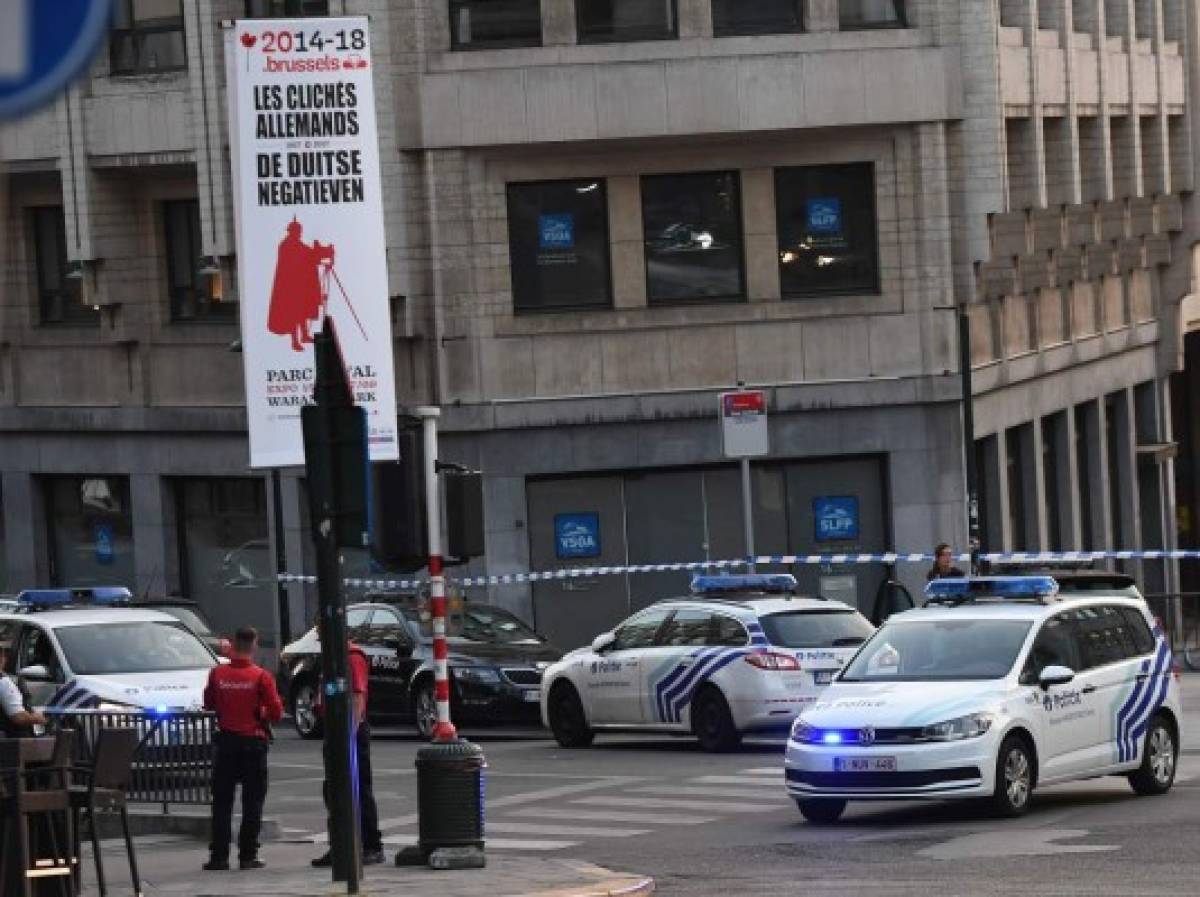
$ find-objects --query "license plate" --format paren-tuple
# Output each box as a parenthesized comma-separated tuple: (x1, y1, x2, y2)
(813, 670, 835, 685)
(523, 689, 541, 703)
(834, 756, 896, 773)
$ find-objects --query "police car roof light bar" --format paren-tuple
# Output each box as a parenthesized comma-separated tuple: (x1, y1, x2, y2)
(691, 573, 798, 595)
(923, 576, 1060, 605)
(16, 586, 133, 610)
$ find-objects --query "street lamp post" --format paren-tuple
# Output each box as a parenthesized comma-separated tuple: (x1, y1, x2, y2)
(959, 306, 982, 573)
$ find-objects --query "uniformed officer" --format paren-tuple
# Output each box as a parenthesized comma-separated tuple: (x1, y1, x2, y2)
(311, 638, 384, 867)
(0, 641, 46, 738)
(203, 626, 283, 872)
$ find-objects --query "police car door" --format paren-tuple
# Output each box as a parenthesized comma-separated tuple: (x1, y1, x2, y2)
(589, 608, 670, 724)
(1022, 610, 1099, 779)
(640, 609, 713, 727)
(15, 623, 65, 708)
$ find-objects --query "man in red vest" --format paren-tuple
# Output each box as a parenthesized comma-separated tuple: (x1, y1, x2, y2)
(203, 626, 283, 872)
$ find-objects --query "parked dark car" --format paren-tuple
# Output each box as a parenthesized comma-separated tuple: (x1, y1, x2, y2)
(278, 596, 561, 739)
(132, 597, 231, 658)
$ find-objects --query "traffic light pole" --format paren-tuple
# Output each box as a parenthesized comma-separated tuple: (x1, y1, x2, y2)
(418, 406, 458, 743)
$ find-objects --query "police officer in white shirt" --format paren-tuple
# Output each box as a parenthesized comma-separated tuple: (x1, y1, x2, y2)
(0, 641, 46, 738)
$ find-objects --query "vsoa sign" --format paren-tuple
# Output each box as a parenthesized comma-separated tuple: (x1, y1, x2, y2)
(555, 513, 601, 559)
(0, 0, 113, 121)
(814, 497, 859, 543)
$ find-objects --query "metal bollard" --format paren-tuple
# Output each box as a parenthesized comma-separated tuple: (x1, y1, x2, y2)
(395, 739, 486, 869)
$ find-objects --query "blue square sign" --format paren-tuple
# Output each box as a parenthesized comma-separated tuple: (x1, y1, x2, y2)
(806, 198, 842, 236)
(814, 497, 859, 543)
(539, 213, 575, 250)
(555, 513, 600, 559)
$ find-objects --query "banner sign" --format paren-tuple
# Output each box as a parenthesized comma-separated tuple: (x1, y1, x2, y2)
(226, 17, 398, 468)
(720, 390, 769, 458)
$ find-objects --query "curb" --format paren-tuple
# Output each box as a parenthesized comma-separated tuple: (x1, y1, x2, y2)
(520, 876, 655, 897)
(91, 810, 282, 842)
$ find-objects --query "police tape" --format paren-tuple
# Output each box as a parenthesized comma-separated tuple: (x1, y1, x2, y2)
(276, 549, 1200, 592)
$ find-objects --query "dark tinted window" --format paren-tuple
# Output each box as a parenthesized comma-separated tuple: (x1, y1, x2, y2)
(713, 0, 803, 35)
(1118, 606, 1156, 654)
(710, 615, 749, 647)
(451, 1, 543, 49)
(507, 180, 611, 312)
(839, 0, 906, 29)
(760, 610, 874, 649)
(659, 610, 713, 647)
(612, 608, 670, 651)
(578, 0, 679, 43)
(164, 200, 232, 321)
(642, 172, 744, 304)
(31, 207, 98, 326)
(246, 0, 329, 15)
(1076, 605, 1138, 667)
(111, 0, 187, 74)
(1022, 613, 1081, 682)
(775, 163, 879, 297)
(455, 606, 543, 644)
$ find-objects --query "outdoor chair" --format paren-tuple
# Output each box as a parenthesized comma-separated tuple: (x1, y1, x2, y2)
(70, 727, 142, 897)
(0, 730, 77, 897)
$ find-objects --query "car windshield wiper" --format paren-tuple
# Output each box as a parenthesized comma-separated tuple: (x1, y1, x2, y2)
(831, 637, 866, 647)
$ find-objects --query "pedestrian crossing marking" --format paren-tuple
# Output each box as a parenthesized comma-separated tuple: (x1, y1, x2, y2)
(484, 821, 650, 838)
(688, 775, 783, 788)
(631, 784, 787, 801)
(740, 767, 784, 775)
(571, 796, 769, 813)
(510, 807, 716, 825)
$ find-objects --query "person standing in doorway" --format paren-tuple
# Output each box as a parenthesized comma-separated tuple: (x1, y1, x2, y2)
(311, 639, 384, 867)
(927, 543, 966, 580)
(203, 626, 283, 872)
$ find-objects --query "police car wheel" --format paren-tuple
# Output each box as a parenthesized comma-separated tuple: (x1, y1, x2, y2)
(292, 679, 324, 740)
(990, 735, 1034, 817)
(1129, 714, 1177, 796)
(414, 679, 437, 739)
(691, 686, 741, 753)
(796, 798, 846, 825)
(547, 683, 594, 748)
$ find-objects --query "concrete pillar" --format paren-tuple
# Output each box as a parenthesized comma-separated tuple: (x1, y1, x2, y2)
(979, 434, 1007, 553)
(130, 474, 171, 598)
(185, 0, 232, 258)
(678, 0, 714, 38)
(806, 0, 839, 32)
(1059, 408, 1084, 549)
(607, 176, 648, 310)
(1081, 397, 1114, 549)
(1109, 389, 1143, 580)
(2, 472, 42, 588)
(543, 0, 578, 45)
(1019, 422, 1045, 550)
(993, 430, 1015, 551)
(741, 169, 781, 303)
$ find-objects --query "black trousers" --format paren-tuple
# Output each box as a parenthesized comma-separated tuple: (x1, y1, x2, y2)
(323, 723, 381, 852)
(210, 733, 270, 861)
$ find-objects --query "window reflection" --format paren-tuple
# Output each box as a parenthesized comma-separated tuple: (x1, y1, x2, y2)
(839, 0, 907, 29)
(713, 0, 803, 36)
(45, 476, 136, 589)
(578, 0, 678, 43)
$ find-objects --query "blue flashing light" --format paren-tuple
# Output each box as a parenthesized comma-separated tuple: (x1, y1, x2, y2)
(17, 586, 133, 608)
(821, 731, 843, 745)
(153, 705, 169, 715)
(691, 574, 798, 595)
(924, 576, 1059, 601)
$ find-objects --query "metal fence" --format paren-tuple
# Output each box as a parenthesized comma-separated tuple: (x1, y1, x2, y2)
(45, 709, 216, 811)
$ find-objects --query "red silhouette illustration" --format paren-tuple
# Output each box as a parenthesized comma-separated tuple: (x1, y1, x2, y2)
(268, 217, 335, 352)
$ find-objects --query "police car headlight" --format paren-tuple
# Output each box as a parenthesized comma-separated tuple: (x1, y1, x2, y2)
(790, 719, 816, 743)
(452, 667, 501, 685)
(921, 712, 994, 742)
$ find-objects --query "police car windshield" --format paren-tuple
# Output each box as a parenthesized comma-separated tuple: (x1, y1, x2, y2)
(56, 622, 216, 675)
(152, 606, 214, 636)
(840, 619, 1033, 682)
(760, 610, 874, 649)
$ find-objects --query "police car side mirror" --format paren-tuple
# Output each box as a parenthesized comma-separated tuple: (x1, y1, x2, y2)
(592, 632, 615, 654)
(18, 664, 51, 683)
(1038, 665, 1075, 689)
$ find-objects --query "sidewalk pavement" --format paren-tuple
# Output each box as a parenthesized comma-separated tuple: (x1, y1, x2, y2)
(79, 840, 654, 897)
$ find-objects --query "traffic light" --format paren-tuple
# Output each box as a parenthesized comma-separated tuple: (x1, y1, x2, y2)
(369, 419, 428, 572)
(444, 468, 484, 566)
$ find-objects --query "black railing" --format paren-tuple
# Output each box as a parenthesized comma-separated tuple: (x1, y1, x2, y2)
(45, 709, 216, 811)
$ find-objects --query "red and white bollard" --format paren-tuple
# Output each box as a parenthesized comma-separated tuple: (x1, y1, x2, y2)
(419, 406, 458, 743)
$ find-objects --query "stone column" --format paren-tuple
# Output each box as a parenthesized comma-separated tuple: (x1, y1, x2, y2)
(2, 472, 42, 589)
(806, 0, 840, 32)
(543, 0, 578, 45)
(678, 0, 714, 39)
(741, 169, 781, 303)
(608, 176, 648, 309)
(130, 474, 171, 598)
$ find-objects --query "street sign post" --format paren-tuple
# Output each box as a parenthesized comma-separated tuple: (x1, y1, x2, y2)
(719, 389, 769, 568)
(0, 0, 113, 122)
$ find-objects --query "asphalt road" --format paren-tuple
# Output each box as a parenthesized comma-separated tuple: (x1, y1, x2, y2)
(263, 684, 1200, 897)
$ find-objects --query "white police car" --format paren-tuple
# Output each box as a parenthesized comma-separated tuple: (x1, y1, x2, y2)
(785, 576, 1183, 823)
(541, 574, 874, 752)
(0, 587, 218, 712)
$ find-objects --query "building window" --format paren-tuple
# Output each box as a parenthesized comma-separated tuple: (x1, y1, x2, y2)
(245, 0, 329, 15)
(30, 207, 98, 326)
(110, 1, 187, 75)
(775, 163, 880, 298)
(507, 179, 612, 313)
(713, 0, 803, 36)
(450, 1, 543, 49)
(577, 0, 678, 43)
(44, 476, 135, 589)
(641, 171, 744, 305)
(839, 0, 906, 29)
(163, 200, 229, 322)
(175, 478, 273, 653)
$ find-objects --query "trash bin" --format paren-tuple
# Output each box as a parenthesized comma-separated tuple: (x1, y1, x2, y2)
(415, 739, 486, 853)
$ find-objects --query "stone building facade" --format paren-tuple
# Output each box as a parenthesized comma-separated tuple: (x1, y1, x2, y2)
(1, 0, 1197, 654)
